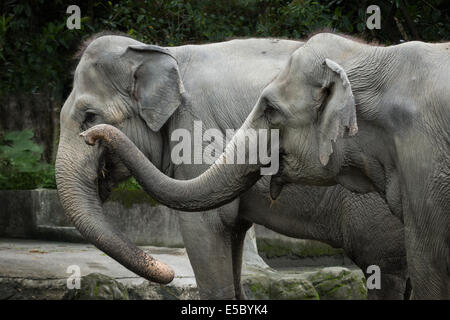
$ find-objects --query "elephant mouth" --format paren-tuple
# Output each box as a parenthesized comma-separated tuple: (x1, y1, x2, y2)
(269, 148, 286, 200)
(97, 155, 113, 202)
(97, 151, 131, 202)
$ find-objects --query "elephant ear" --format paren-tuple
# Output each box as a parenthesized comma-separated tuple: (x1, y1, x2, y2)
(128, 45, 185, 132)
(317, 59, 358, 166)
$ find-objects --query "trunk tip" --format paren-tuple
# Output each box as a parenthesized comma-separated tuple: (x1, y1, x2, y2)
(141, 252, 176, 284)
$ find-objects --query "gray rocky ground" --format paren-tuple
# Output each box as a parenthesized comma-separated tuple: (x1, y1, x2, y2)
(0, 238, 367, 300)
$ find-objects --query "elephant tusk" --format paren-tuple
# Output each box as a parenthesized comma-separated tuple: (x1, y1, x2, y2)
(269, 195, 278, 208)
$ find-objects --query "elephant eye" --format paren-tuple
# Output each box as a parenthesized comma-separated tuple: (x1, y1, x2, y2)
(264, 103, 281, 124)
(265, 104, 277, 118)
(264, 100, 286, 126)
(81, 111, 98, 130)
(84, 112, 97, 123)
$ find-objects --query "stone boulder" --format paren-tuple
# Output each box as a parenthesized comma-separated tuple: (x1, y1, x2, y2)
(305, 267, 367, 300)
(242, 267, 366, 300)
(63, 273, 129, 300)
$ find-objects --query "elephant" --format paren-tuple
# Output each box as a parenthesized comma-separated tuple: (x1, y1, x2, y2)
(56, 33, 408, 300)
(81, 33, 449, 299)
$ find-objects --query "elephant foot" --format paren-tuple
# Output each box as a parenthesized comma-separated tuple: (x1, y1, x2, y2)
(367, 273, 408, 300)
(198, 284, 236, 300)
(235, 285, 249, 300)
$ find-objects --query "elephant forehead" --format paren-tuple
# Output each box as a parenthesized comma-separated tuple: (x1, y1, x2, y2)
(76, 62, 100, 87)
(273, 53, 313, 91)
(75, 61, 117, 98)
(83, 35, 141, 58)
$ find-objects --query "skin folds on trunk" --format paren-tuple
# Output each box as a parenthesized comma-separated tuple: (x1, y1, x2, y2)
(57, 107, 266, 284)
(80, 112, 267, 212)
(56, 131, 174, 284)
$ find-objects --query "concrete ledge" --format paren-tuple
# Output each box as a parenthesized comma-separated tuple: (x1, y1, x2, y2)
(0, 189, 184, 247)
(0, 189, 351, 266)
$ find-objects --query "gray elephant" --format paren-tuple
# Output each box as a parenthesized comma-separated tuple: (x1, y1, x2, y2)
(56, 34, 408, 299)
(82, 33, 449, 299)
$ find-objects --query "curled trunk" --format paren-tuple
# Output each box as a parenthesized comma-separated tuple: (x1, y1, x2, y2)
(81, 110, 268, 211)
(56, 107, 268, 283)
(56, 128, 174, 284)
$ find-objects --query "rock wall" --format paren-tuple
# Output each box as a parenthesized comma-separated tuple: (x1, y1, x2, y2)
(0, 189, 351, 266)
(0, 189, 184, 247)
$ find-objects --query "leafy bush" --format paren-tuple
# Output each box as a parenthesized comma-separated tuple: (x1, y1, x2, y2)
(1, 0, 448, 98)
(0, 1, 88, 96)
(0, 130, 56, 189)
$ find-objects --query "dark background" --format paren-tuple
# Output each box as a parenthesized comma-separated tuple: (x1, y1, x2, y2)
(0, 0, 448, 189)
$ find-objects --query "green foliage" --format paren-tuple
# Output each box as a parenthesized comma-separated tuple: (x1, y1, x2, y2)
(1, 0, 447, 97)
(94, 0, 342, 44)
(107, 189, 159, 208)
(0, 130, 56, 189)
(113, 176, 142, 191)
(0, 1, 89, 96)
(0, 0, 285, 97)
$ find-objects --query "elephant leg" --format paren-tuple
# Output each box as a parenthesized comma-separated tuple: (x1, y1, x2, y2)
(346, 225, 408, 299)
(348, 248, 408, 300)
(365, 263, 408, 300)
(405, 231, 450, 299)
(230, 220, 253, 300)
(342, 194, 408, 300)
(178, 201, 241, 299)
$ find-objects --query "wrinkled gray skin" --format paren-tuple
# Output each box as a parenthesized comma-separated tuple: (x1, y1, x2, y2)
(83, 33, 449, 299)
(57, 35, 408, 299)
(262, 34, 450, 299)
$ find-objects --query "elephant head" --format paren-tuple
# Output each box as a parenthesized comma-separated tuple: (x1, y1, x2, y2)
(261, 38, 360, 198)
(55, 34, 187, 283)
(78, 34, 361, 211)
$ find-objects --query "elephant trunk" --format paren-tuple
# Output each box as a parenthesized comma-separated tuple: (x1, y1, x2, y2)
(55, 129, 174, 284)
(81, 108, 272, 211)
